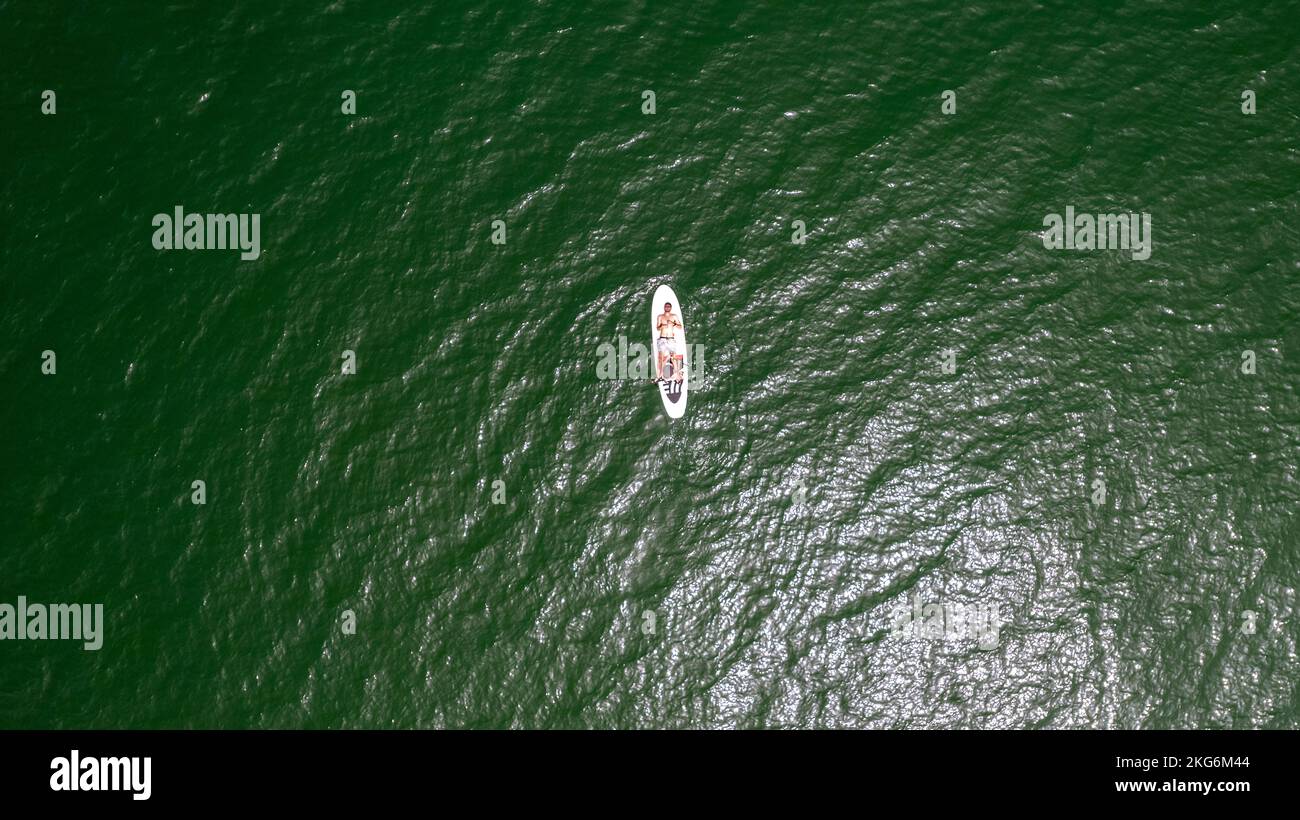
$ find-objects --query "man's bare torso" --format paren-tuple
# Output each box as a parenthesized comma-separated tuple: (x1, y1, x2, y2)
(657, 311, 680, 337)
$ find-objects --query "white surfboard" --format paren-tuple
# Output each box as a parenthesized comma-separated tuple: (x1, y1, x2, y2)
(651, 284, 688, 419)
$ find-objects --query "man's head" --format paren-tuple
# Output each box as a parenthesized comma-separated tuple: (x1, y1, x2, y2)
(663, 302, 673, 313)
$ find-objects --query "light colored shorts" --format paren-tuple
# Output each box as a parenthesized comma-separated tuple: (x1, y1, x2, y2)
(656, 337, 683, 356)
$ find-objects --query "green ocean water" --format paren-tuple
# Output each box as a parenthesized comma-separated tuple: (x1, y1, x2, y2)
(2, 1, 1299, 728)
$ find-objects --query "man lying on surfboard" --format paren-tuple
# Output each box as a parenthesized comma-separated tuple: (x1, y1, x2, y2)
(655, 301, 685, 384)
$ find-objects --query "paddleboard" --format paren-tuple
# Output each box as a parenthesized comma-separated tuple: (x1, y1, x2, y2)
(651, 284, 688, 418)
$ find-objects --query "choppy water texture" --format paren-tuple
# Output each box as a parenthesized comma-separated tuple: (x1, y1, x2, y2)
(3, 1, 1300, 728)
